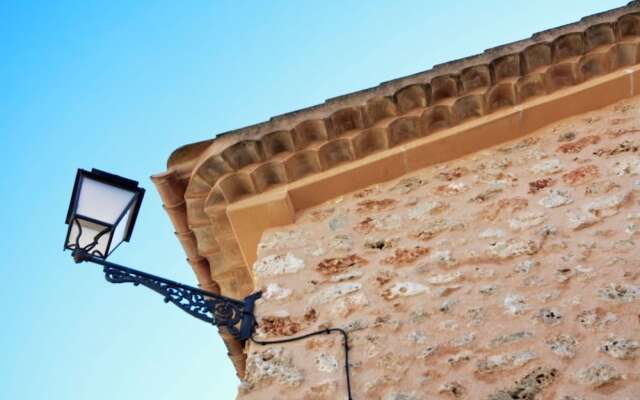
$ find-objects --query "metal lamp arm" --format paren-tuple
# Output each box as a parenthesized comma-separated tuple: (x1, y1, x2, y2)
(72, 250, 261, 341)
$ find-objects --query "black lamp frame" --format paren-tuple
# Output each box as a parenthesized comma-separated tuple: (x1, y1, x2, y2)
(64, 169, 145, 258)
(65, 169, 261, 341)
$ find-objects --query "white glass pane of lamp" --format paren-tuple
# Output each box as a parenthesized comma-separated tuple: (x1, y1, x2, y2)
(64, 169, 145, 259)
(76, 177, 136, 224)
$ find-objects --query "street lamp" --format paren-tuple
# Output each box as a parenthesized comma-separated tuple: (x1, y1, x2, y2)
(64, 168, 261, 341)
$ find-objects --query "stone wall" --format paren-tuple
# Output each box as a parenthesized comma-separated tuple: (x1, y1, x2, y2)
(153, 4, 640, 305)
(238, 97, 640, 399)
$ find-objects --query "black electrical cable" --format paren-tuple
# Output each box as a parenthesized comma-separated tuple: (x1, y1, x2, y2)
(251, 328, 353, 400)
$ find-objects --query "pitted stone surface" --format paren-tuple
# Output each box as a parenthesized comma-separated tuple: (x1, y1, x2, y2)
(262, 283, 292, 301)
(509, 211, 546, 231)
(538, 188, 574, 208)
(309, 282, 361, 305)
(503, 294, 528, 315)
(475, 350, 538, 375)
(382, 282, 428, 300)
(576, 362, 622, 387)
(314, 353, 338, 373)
(244, 347, 304, 388)
(240, 98, 640, 398)
(253, 253, 304, 277)
(487, 366, 558, 400)
(546, 334, 578, 358)
(599, 336, 640, 360)
(150, 3, 640, 383)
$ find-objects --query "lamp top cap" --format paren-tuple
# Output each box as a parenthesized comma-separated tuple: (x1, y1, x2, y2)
(85, 168, 142, 191)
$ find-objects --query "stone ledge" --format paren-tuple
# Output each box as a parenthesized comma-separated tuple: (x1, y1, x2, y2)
(223, 67, 638, 273)
(153, 65, 640, 301)
(150, 2, 640, 379)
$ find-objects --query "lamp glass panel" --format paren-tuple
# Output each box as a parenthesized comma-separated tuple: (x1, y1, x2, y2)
(109, 205, 133, 254)
(76, 177, 136, 224)
(66, 218, 112, 257)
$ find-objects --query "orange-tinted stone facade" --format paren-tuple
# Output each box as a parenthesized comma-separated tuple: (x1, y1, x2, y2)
(152, 5, 640, 312)
(240, 98, 640, 399)
(151, 2, 640, 393)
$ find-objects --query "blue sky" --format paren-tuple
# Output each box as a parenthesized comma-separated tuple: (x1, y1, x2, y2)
(0, 1, 629, 399)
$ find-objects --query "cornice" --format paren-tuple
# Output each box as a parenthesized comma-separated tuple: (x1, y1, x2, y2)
(151, 2, 640, 378)
(155, 3, 640, 291)
(167, 4, 640, 181)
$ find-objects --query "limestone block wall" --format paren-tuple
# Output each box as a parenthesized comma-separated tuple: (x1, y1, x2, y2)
(238, 97, 640, 399)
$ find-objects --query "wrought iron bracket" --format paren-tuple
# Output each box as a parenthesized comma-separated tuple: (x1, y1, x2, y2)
(72, 249, 261, 341)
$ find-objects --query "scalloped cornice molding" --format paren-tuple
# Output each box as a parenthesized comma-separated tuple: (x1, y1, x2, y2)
(151, 2, 640, 377)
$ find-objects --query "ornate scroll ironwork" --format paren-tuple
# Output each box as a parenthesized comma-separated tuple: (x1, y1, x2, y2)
(72, 249, 261, 341)
(67, 219, 261, 340)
